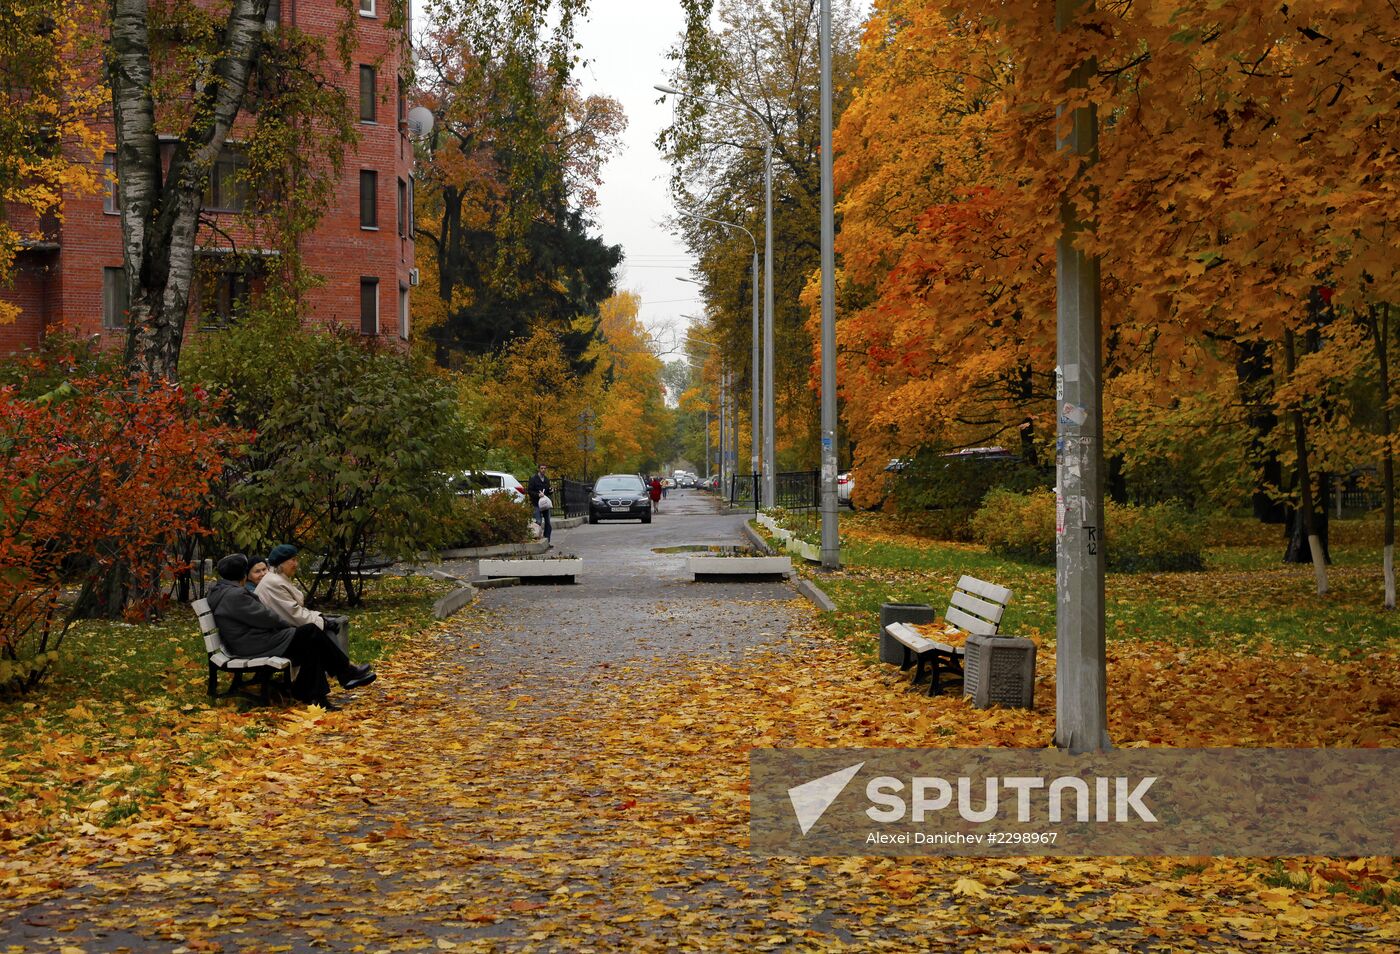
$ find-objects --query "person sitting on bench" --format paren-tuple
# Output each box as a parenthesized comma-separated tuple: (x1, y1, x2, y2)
(255, 544, 349, 652)
(210, 554, 375, 710)
(245, 554, 269, 595)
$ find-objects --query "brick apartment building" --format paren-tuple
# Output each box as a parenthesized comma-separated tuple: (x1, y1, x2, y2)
(0, 0, 415, 354)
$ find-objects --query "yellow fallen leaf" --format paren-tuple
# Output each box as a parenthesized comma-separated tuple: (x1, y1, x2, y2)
(953, 877, 991, 898)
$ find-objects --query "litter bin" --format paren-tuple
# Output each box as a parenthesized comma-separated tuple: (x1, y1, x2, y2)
(962, 634, 1037, 709)
(878, 603, 936, 665)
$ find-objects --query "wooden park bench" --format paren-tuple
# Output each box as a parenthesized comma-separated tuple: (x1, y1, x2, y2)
(883, 575, 1013, 696)
(193, 598, 295, 705)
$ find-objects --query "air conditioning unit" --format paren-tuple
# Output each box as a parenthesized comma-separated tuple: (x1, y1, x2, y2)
(408, 268, 420, 287)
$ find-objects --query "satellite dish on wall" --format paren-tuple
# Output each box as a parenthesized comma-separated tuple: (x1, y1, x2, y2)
(406, 106, 435, 140)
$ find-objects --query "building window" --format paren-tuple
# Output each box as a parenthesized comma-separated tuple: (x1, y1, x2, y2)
(360, 170, 377, 228)
(359, 0, 375, 16)
(396, 75, 405, 126)
(396, 178, 407, 238)
(197, 266, 252, 327)
(103, 153, 118, 214)
(359, 66, 376, 123)
(103, 267, 128, 330)
(360, 278, 379, 335)
(399, 285, 409, 340)
(204, 147, 247, 212)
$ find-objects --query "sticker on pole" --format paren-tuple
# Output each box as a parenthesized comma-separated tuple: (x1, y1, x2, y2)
(1056, 494, 1066, 535)
(1060, 402, 1088, 427)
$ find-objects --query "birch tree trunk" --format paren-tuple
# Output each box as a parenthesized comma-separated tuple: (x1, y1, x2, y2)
(108, 0, 274, 380)
(1283, 330, 1328, 595)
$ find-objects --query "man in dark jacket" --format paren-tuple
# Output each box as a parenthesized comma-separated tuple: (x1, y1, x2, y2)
(526, 463, 553, 543)
(208, 554, 375, 709)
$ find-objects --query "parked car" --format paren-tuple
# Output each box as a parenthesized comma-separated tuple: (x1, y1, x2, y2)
(837, 472, 854, 508)
(451, 470, 526, 504)
(588, 473, 653, 524)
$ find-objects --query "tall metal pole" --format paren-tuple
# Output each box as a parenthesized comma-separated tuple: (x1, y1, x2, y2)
(1053, 0, 1110, 753)
(817, 0, 840, 569)
(719, 360, 729, 492)
(751, 247, 761, 485)
(675, 211, 762, 494)
(655, 86, 775, 507)
(704, 406, 711, 481)
(762, 139, 777, 510)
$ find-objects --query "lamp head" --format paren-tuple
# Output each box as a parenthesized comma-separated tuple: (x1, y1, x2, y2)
(654, 84, 681, 95)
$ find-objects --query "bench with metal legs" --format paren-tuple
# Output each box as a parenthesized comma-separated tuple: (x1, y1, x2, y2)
(193, 598, 296, 705)
(883, 576, 1013, 697)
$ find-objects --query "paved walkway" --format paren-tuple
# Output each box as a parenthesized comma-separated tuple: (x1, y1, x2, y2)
(1, 490, 815, 952)
(466, 490, 791, 692)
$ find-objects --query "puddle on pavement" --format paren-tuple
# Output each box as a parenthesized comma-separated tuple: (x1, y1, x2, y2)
(651, 545, 765, 556)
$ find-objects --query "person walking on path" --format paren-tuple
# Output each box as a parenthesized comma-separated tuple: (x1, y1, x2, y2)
(648, 475, 663, 514)
(527, 463, 553, 544)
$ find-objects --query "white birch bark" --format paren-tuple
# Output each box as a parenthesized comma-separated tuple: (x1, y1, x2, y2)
(109, 0, 275, 379)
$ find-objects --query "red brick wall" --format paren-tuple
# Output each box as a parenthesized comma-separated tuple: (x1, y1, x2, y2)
(0, 1, 413, 353)
(0, 255, 54, 355)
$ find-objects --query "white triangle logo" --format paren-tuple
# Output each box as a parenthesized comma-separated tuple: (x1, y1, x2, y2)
(787, 762, 864, 835)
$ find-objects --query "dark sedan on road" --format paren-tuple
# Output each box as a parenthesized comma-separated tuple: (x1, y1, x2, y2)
(588, 474, 653, 524)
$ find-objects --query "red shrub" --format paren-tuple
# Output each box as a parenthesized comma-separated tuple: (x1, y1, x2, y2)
(0, 373, 244, 691)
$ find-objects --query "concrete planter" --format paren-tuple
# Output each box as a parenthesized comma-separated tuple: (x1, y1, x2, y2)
(688, 555, 793, 582)
(478, 558, 581, 584)
(432, 541, 549, 560)
(787, 538, 822, 563)
(879, 603, 937, 665)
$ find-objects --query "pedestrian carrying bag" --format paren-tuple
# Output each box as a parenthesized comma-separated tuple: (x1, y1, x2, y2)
(537, 494, 553, 510)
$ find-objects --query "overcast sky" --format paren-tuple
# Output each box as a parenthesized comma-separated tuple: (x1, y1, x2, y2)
(573, 2, 698, 353)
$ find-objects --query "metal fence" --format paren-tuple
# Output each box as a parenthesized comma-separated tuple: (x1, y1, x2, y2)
(1339, 489, 1383, 513)
(726, 470, 821, 519)
(728, 473, 760, 512)
(775, 470, 821, 539)
(775, 470, 820, 511)
(559, 478, 592, 518)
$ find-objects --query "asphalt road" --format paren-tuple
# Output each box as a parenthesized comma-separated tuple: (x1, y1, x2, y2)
(466, 488, 800, 687)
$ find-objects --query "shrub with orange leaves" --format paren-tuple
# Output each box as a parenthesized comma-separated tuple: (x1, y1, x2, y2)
(0, 365, 243, 692)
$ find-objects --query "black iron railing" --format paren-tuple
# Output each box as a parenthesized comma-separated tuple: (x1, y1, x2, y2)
(559, 478, 592, 518)
(728, 473, 760, 512)
(775, 470, 820, 510)
(774, 470, 821, 539)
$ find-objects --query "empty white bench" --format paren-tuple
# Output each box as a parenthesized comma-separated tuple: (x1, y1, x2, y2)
(193, 598, 295, 704)
(884, 575, 1012, 696)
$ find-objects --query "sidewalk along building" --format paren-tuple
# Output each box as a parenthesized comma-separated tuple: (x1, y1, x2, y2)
(0, 0, 415, 355)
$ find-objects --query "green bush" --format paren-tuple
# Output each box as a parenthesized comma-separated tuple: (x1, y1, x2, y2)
(971, 489, 1205, 572)
(441, 493, 532, 549)
(970, 489, 1058, 562)
(1111, 500, 1206, 572)
(890, 451, 1049, 540)
(184, 310, 483, 605)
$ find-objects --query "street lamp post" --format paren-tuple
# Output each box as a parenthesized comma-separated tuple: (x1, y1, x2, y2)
(677, 212, 762, 497)
(682, 334, 724, 490)
(817, 0, 840, 568)
(656, 82, 776, 509)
